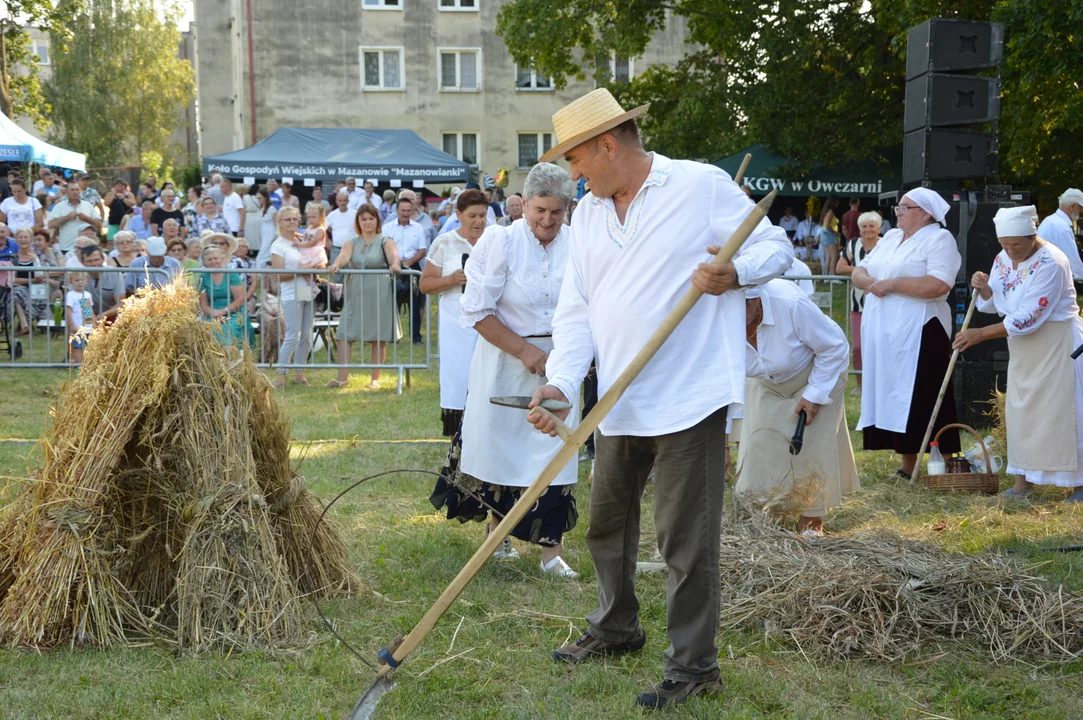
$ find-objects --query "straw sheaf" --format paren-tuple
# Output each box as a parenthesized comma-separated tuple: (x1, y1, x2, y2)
(0, 279, 354, 650)
(539, 88, 649, 163)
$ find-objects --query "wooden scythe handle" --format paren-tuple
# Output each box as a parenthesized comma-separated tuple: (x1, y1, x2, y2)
(373, 190, 780, 679)
(909, 289, 979, 485)
(734, 153, 752, 184)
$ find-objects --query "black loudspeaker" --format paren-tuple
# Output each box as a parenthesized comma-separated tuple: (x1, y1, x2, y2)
(906, 18, 1005, 80)
(903, 129, 996, 184)
(904, 74, 1001, 132)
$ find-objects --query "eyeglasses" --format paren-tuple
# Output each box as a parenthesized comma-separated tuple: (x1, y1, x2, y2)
(893, 204, 921, 215)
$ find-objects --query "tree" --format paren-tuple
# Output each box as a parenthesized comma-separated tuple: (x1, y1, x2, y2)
(45, 0, 194, 168)
(0, 0, 78, 129)
(497, 0, 1077, 205)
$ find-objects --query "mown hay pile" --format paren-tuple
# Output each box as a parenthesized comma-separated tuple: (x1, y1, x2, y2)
(0, 281, 354, 650)
(720, 506, 1083, 663)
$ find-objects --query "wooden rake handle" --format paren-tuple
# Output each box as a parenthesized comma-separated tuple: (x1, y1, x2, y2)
(374, 190, 780, 679)
(909, 289, 979, 485)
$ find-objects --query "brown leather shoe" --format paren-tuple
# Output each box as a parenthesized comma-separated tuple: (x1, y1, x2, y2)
(635, 675, 723, 710)
(551, 628, 646, 663)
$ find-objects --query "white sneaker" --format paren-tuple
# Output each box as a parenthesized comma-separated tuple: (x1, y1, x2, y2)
(491, 538, 519, 560)
(540, 555, 579, 579)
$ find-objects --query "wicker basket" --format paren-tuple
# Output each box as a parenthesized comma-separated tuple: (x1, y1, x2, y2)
(922, 423, 999, 495)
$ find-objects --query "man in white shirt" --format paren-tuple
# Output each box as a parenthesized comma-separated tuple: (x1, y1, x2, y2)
(528, 89, 792, 710)
(1037, 188, 1083, 280)
(383, 197, 428, 343)
(48, 183, 103, 253)
(344, 177, 364, 211)
(777, 206, 799, 241)
(219, 179, 245, 236)
(325, 191, 356, 275)
(361, 180, 378, 207)
(398, 189, 436, 246)
(794, 215, 819, 260)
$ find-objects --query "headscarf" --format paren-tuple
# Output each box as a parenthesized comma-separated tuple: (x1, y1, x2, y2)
(902, 188, 951, 225)
(993, 206, 1039, 238)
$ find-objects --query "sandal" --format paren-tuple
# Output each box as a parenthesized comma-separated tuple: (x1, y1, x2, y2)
(324, 379, 348, 388)
(369, 380, 381, 390)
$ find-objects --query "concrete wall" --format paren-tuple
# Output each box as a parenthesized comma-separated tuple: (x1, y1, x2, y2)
(194, 0, 692, 191)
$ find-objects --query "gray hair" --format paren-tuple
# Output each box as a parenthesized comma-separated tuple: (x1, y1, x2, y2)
(857, 211, 883, 228)
(523, 163, 574, 204)
(185, 237, 201, 251)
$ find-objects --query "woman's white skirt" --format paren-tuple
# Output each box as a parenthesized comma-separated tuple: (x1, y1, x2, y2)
(460, 336, 579, 488)
(438, 299, 477, 411)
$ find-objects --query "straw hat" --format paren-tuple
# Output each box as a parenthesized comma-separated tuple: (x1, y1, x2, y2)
(539, 88, 649, 163)
(199, 229, 238, 256)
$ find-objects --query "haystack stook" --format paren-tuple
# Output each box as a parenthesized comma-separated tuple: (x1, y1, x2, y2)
(0, 280, 355, 650)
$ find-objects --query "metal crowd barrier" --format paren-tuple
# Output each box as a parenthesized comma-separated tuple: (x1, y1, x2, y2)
(0, 265, 433, 394)
(0, 265, 171, 368)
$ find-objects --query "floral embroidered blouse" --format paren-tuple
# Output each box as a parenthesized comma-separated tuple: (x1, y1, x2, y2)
(977, 244, 1080, 335)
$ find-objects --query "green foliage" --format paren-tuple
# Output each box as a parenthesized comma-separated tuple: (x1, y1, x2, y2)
(497, 0, 1076, 203)
(0, 0, 78, 129)
(177, 163, 203, 194)
(45, 0, 195, 168)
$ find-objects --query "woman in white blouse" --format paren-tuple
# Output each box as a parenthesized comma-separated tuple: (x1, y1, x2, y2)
(419, 189, 488, 435)
(428, 163, 580, 578)
(953, 206, 1083, 502)
(736, 279, 858, 535)
(852, 188, 962, 478)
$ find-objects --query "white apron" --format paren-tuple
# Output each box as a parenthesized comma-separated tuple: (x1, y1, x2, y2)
(857, 226, 955, 433)
(735, 363, 858, 516)
(437, 254, 478, 411)
(1006, 317, 1083, 484)
(460, 336, 579, 487)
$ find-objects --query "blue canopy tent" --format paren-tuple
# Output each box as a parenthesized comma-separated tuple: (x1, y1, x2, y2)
(203, 127, 470, 184)
(0, 112, 86, 171)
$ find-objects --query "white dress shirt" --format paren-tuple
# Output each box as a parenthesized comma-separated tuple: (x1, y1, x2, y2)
(347, 189, 367, 211)
(383, 219, 427, 267)
(325, 208, 356, 248)
(460, 219, 568, 336)
(795, 218, 819, 242)
(778, 214, 800, 234)
(221, 192, 244, 233)
(1037, 209, 1083, 280)
(48, 198, 100, 253)
(746, 279, 848, 405)
(545, 153, 793, 436)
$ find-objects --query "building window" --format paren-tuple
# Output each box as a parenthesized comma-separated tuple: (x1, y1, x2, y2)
(363, 0, 402, 9)
(439, 0, 477, 10)
(596, 53, 634, 84)
(438, 49, 481, 91)
(515, 64, 552, 92)
(360, 47, 404, 91)
(31, 40, 49, 66)
(517, 132, 553, 169)
(442, 132, 479, 165)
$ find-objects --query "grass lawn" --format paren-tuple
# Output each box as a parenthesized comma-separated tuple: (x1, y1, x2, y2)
(2, 351, 1083, 718)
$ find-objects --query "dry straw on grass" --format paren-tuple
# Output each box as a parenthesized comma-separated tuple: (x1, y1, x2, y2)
(721, 501, 1083, 663)
(0, 280, 354, 650)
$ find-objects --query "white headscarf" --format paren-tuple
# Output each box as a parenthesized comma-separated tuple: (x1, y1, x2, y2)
(902, 188, 951, 225)
(993, 205, 1039, 238)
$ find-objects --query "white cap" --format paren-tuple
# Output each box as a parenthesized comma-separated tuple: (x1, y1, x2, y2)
(993, 205, 1039, 238)
(145, 236, 167, 256)
(1059, 188, 1083, 207)
(903, 187, 951, 224)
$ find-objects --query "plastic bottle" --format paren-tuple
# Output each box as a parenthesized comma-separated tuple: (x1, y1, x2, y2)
(927, 441, 946, 476)
(53, 298, 62, 326)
